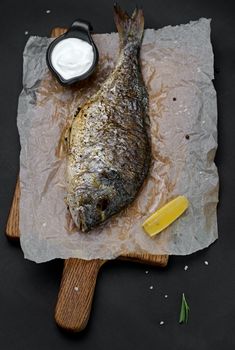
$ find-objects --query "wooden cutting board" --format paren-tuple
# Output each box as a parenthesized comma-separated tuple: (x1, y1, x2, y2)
(5, 27, 169, 332)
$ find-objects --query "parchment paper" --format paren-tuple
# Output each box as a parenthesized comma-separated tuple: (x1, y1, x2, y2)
(18, 19, 219, 263)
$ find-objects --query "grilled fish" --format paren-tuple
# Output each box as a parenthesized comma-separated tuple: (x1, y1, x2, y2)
(66, 5, 151, 232)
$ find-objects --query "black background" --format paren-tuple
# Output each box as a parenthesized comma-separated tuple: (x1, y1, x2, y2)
(0, 0, 235, 349)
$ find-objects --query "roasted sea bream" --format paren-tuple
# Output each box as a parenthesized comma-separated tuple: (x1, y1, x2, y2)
(66, 5, 151, 232)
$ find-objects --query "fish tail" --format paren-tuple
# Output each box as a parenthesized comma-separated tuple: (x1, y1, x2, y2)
(114, 4, 144, 49)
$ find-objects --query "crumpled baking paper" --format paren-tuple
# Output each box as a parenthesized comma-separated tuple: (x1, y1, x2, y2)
(18, 18, 219, 263)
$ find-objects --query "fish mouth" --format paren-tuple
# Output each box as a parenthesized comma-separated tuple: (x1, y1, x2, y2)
(77, 207, 88, 232)
(69, 206, 88, 232)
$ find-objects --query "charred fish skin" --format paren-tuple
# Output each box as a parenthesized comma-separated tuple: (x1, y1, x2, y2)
(66, 5, 151, 232)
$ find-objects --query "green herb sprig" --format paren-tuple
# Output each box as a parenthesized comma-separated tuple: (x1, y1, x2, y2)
(179, 293, 190, 324)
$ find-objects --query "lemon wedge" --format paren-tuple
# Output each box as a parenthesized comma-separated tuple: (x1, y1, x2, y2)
(142, 196, 189, 237)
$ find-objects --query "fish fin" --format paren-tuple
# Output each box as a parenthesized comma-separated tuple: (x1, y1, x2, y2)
(65, 210, 78, 233)
(113, 4, 144, 49)
(73, 106, 81, 118)
(56, 124, 71, 159)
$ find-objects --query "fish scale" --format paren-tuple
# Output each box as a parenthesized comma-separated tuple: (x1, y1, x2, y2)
(66, 5, 151, 232)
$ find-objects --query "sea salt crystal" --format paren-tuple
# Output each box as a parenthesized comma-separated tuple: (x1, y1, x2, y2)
(74, 286, 79, 292)
(149, 285, 154, 290)
(204, 261, 209, 265)
(160, 321, 164, 325)
(184, 265, 189, 271)
(145, 270, 149, 274)
(164, 294, 168, 298)
(46, 9, 51, 14)
(24, 31, 29, 35)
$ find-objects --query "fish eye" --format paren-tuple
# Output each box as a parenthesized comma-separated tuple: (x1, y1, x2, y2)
(97, 198, 109, 211)
(101, 171, 108, 179)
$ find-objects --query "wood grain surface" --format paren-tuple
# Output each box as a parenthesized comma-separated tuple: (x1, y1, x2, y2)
(55, 258, 105, 331)
(5, 27, 168, 332)
(6, 178, 20, 239)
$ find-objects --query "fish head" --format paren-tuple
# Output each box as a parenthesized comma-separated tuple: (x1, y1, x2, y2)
(67, 185, 115, 233)
(67, 169, 129, 232)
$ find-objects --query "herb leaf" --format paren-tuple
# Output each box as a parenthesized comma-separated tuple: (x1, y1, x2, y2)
(179, 293, 190, 324)
(179, 297, 186, 323)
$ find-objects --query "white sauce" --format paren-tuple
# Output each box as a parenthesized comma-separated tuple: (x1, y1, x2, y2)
(51, 38, 94, 80)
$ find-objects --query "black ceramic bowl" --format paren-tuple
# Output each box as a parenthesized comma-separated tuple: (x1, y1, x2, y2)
(46, 19, 99, 86)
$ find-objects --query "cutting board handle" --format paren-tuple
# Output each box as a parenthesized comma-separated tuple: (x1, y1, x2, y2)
(55, 258, 105, 332)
